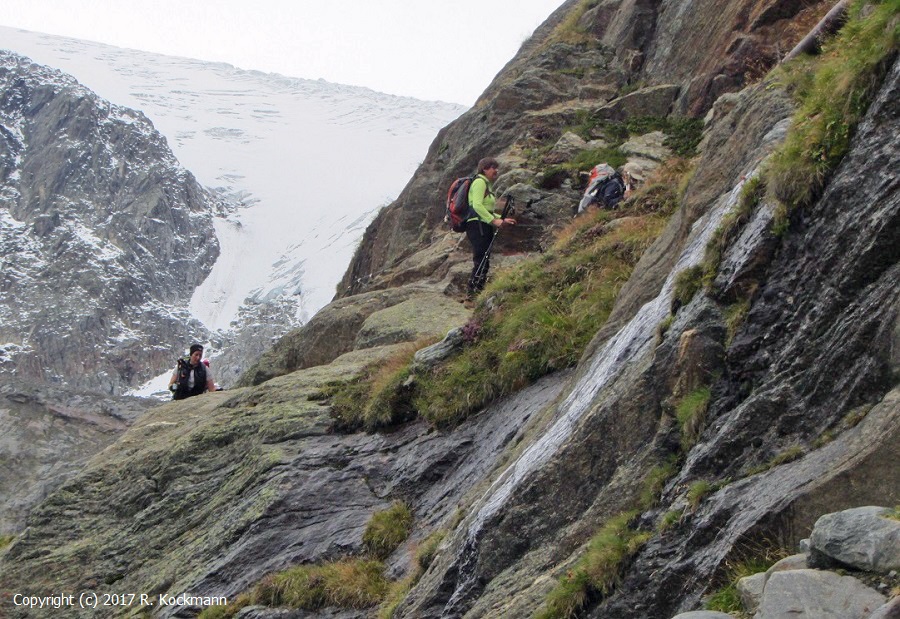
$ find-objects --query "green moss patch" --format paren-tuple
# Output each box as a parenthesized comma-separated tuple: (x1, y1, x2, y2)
(0, 534, 14, 551)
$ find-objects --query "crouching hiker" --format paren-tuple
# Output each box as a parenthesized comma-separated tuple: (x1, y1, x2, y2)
(576, 162, 642, 214)
(466, 157, 516, 299)
(168, 343, 216, 400)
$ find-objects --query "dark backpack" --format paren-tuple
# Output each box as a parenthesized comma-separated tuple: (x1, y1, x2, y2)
(172, 357, 208, 400)
(446, 176, 474, 232)
(577, 164, 626, 214)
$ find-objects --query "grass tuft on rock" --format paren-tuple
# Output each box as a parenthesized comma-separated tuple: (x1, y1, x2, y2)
(702, 175, 764, 288)
(687, 480, 714, 511)
(363, 501, 414, 560)
(671, 265, 705, 311)
(705, 549, 788, 614)
(536, 512, 651, 619)
(199, 560, 390, 619)
(329, 341, 431, 432)
(255, 559, 390, 610)
(676, 387, 712, 450)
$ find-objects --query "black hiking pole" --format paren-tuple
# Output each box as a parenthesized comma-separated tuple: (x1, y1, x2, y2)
(472, 195, 515, 288)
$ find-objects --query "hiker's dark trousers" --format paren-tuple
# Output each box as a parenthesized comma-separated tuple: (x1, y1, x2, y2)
(466, 220, 495, 295)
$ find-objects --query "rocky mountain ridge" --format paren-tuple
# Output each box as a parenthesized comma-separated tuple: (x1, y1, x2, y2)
(0, 1, 897, 619)
(0, 51, 220, 394)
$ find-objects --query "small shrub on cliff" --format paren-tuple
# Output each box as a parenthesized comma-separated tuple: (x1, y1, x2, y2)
(769, 0, 899, 227)
(363, 501, 414, 560)
(0, 534, 13, 550)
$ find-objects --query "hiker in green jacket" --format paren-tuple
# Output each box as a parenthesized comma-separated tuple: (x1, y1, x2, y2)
(466, 157, 516, 298)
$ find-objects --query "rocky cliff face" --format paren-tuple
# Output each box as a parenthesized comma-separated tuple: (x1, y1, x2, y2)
(336, 0, 831, 300)
(0, 52, 219, 393)
(397, 55, 899, 619)
(0, 2, 897, 619)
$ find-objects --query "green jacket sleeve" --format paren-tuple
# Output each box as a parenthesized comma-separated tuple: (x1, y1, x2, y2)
(468, 175, 498, 224)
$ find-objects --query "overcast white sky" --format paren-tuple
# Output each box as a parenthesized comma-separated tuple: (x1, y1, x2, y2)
(0, 0, 564, 105)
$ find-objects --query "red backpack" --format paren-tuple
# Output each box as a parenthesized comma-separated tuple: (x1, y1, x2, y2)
(445, 176, 474, 232)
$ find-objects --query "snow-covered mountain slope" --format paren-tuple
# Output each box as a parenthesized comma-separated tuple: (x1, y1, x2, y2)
(0, 26, 465, 389)
(0, 51, 221, 393)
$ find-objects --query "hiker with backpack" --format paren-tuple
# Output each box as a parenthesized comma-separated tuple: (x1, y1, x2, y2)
(461, 157, 516, 298)
(168, 343, 216, 400)
(576, 162, 641, 214)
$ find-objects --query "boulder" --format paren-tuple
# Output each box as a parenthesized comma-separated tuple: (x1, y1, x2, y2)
(809, 507, 900, 573)
(412, 327, 466, 372)
(867, 596, 900, 619)
(354, 294, 471, 350)
(737, 555, 809, 614)
(767, 554, 809, 575)
(545, 131, 589, 164)
(594, 84, 681, 122)
(755, 569, 886, 619)
(670, 612, 734, 619)
(621, 131, 673, 163)
(238, 285, 433, 386)
(737, 572, 767, 614)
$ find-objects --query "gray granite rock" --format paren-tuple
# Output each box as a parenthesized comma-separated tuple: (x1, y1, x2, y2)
(810, 507, 900, 573)
(755, 569, 886, 619)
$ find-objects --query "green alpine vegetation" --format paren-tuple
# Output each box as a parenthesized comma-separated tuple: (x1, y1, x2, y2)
(200, 501, 415, 617)
(676, 386, 712, 450)
(536, 115, 703, 189)
(363, 501, 415, 560)
(768, 0, 899, 230)
(535, 512, 651, 619)
(328, 341, 427, 432)
(705, 549, 788, 614)
(198, 559, 391, 618)
(687, 480, 714, 511)
(376, 527, 450, 619)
